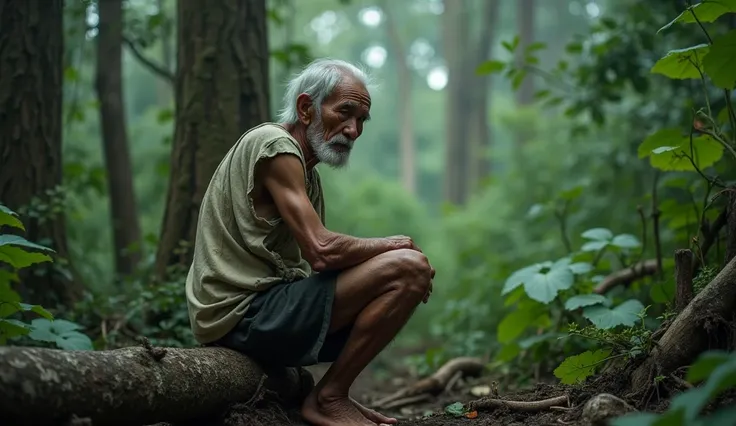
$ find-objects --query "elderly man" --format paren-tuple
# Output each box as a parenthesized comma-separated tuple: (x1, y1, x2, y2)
(185, 58, 434, 426)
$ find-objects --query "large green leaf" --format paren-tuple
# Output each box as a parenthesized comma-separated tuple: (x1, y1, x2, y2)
(0, 246, 52, 269)
(553, 349, 612, 384)
(0, 318, 32, 343)
(611, 234, 641, 249)
(0, 235, 54, 251)
(658, 0, 736, 33)
(638, 128, 724, 171)
(583, 299, 645, 329)
(0, 280, 21, 317)
(28, 318, 93, 350)
(0, 205, 24, 231)
(565, 294, 610, 310)
(686, 350, 733, 383)
(497, 306, 545, 344)
(581, 227, 613, 241)
(651, 44, 709, 80)
(476, 60, 505, 75)
(703, 29, 736, 89)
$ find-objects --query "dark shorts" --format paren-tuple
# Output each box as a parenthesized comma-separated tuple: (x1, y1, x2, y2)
(212, 270, 352, 367)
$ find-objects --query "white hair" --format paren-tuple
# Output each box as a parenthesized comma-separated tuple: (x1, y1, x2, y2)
(277, 58, 375, 124)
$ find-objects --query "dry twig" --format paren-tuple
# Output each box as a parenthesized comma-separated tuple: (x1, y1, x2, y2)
(468, 394, 569, 412)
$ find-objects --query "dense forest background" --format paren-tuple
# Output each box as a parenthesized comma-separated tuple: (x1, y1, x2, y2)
(1, 0, 736, 425)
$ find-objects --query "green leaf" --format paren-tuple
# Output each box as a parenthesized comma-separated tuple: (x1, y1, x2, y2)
(611, 234, 641, 249)
(17, 303, 54, 320)
(0, 280, 22, 317)
(476, 60, 505, 75)
(553, 349, 612, 384)
(638, 128, 724, 171)
(698, 406, 736, 425)
(569, 262, 594, 274)
(658, 0, 736, 33)
(703, 29, 736, 89)
(445, 402, 467, 417)
(582, 227, 613, 241)
(0, 246, 52, 269)
(497, 309, 537, 344)
(495, 343, 521, 362)
(0, 204, 24, 230)
(650, 278, 675, 303)
(565, 294, 609, 310)
(0, 318, 32, 342)
(609, 412, 665, 426)
(583, 299, 645, 329)
(651, 44, 709, 80)
(0, 234, 54, 251)
(29, 318, 93, 350)
(686, 350, 734, 383)
(581, 240, 609, 252)
(503, 259, 576, 303)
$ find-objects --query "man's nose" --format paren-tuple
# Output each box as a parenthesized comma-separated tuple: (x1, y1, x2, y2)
(343, 120, 359, 140)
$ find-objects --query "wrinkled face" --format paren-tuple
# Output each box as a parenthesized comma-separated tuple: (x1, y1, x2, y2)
(305, 76, 371, 168)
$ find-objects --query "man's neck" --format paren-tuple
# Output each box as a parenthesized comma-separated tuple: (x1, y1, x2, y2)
(281, 122, 319, 170)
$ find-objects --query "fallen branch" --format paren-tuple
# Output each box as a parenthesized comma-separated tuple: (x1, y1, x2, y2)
(371, 357, 484, 408)
(594, 259, 659, 294)
(0, 344, 312, 426)
(468, 394, 569, 412)
(381, 393, 432, 410)
(630, 255, 736, 390)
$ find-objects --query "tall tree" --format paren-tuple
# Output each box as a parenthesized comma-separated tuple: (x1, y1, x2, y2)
(154, 0, 271, 278)
(381, 1, 416, 194)
(516, 0, 536, 106)
(95, 0, 143, 279)
(0, 0, 81, 307)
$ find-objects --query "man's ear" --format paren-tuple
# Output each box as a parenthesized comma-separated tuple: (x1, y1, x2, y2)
(296, 93, 313, 125)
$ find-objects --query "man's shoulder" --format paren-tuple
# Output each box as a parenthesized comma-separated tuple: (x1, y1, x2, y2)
(241, 123, 300, 154)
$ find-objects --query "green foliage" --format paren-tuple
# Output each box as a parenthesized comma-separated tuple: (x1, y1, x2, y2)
(553, 348, 612, 385)
(612, 350, 736, 426)
(0, 203, 92, 349)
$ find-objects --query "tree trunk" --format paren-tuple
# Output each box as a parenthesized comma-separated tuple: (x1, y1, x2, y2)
(441, 0, 471, 205)
(381, 1, 416, 195)
(95, 0, 143, 279)
(0, 345, 312, 426)
(0, 0, 81, 308)
(467, 0, 500, 186)
(725, 190, 736, 266)
(154, 0, 271, 279)
(516, 0, 536, 106)
(155, 0, 174, 107)
(630, 255, 736, 391)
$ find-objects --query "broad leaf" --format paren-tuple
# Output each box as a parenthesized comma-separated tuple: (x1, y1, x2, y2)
(554, 349, 612, 384)
(476, 60, 505, 75)
(638, 128, 724, 171)
(581, 240, 609, 252)
(0, 318, 32, 343)
(703, 29, 736, 89)
(0, 235, 54, 251)
(651, 44, 709, 80)
(686, 350, 733, 383)
(29, 318, 93, 350)
(0, 281, 22, 317)
(569, 262, 594, 274)
(0, 246, 52, 269)
(497, 308, 538, 344)
(565, 294, 609, 310)
(0, 205, 24, 231)
(611, 234, 641, 249)
(17, 303, 54, 320)
(583, 299, 645, 329)
(581, 227, 613, 241)
(503, 259, 577, 302)
(658, 0, 736, 33)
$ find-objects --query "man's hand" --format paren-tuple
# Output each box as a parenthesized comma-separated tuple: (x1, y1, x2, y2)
(423, 266, 435, 304)
(386, 235, 423, 253)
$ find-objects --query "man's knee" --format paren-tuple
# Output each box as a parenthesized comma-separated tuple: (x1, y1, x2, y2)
(381, 248, 432, 300)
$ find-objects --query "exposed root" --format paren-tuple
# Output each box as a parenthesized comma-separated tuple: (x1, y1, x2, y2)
(381, 393, 432, 410)
(467, 394, 570, 413)
(371, 357, 484, 408)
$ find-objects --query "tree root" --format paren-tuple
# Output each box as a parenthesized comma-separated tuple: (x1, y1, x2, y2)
(468, 395, 570, 412)
(371, 357, 484, 408)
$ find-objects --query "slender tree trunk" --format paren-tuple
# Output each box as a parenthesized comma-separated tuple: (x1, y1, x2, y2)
(442, 0, 471, 205)
(516, 0, 536, 106)
(95, 0, 143, 279)
(0, 0, 81, 308)
(156, 0, 174, 106)
(381, 1, 416, 194)
(154, 0, 271, 279)
(467, 0, 501, 186)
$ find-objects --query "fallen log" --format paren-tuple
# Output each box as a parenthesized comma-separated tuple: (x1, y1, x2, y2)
(630, 255, 736, 391)
(594, 260, 659, 295)
(0, 344, 313, 426)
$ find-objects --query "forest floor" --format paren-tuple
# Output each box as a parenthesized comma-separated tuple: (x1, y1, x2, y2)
(215, 358, 652, 426)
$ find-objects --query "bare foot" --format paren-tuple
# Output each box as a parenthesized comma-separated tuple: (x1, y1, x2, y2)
(301, 390, 377, 426)
(351, 398, 398, 425)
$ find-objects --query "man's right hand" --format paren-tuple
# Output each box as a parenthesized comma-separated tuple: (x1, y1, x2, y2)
(386, 235, 422, 253)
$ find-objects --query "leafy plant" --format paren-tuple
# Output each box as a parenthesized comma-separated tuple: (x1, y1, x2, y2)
(0, 203, 92, 350)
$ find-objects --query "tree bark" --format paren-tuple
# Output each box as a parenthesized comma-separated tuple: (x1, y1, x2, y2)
(0, 345, 313, 426)
(630, 255, 736, 391)
(441, 0, 471, 205)
(154, 0, 271, 278)
(515, 0, 536, 107)
(0, 0, 81, 308)
(725, 190, 736, 266)
(96, 0, 143, 279)
(381, 1, 416, 195)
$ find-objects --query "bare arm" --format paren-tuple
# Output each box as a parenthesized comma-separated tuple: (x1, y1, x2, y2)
(260, 153, 411, 272)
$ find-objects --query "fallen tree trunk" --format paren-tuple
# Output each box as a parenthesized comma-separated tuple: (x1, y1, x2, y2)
(630, 255, 736, 391)
(594, 259, 659, 295)
(0, 344, 312, 426)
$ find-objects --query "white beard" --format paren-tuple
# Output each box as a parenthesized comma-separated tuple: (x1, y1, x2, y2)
(306, 115, 353, 168)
